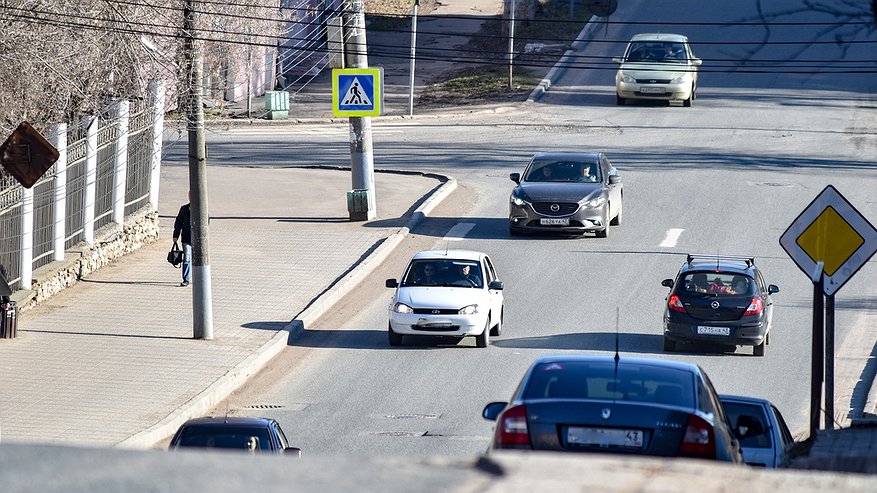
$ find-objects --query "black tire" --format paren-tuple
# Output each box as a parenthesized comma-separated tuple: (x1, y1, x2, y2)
(683, 84, 694, 107)
(490, 306, 503, 337)
(509, 226, 523, 236)
(476, 320, 490, 348)
(595, 227, 608, 238)
(663, 337, 676, 352)
(610, 199, 623, 226)
(754, 340, 766, 357)
(388, 323, 402, 347)
(616, 94, 625, 106)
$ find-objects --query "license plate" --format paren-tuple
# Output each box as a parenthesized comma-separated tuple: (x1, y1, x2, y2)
(540, 218, 569, 226)
(567, 427, 643, 448)
(640, 86, 666, 94)
(697, 326, 731, 336)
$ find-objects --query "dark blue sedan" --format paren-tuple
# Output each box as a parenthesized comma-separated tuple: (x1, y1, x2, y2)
(483, 355, 750, 462)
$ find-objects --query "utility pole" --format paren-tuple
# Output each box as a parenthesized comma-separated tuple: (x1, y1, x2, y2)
(508, 0, 516, 89)
(408, 0, 419, 116)
(183, 0, 214, 340)
(343, 0, 376, 220)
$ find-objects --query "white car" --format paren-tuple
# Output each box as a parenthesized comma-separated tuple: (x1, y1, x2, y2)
(385, 250, 504, 347)
(612, 33, 702, 106)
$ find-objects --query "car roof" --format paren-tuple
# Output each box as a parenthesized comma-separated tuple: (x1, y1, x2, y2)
(718, 394, 772, 406)
(530, 354, 702, 374)
(412, 250, 485, 261)
(679, 254, 758, 276)
(629, 33, 689, 43)
(531, 152, 603, 162)
(180, 416, 275, 428)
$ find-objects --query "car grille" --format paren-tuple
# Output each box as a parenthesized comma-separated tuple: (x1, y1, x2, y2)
(413, 308, 458, 315)
(532, 202, 579, 216)
(636, 78, 671, 84)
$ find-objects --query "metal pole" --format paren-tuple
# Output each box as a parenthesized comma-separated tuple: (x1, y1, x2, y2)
(569, 0, 575, 19)
(824, 294, 835, 429)
(508, 0, 516, 89)
(343, 0, 376, 221)
(408, 0, 419, 116)
(184, 0, 214, 340)
(809, 263, 824, 439)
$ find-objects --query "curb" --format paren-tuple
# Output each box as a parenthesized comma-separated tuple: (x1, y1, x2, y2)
(116, 169, 456, 449)
(527, 15, 600, 103)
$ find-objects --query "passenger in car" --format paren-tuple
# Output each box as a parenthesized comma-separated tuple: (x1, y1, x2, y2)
(416, 263, 440, 286)
(731, 276, 750, 295)
(690, 273, 708, 293)
(709, 277, 733, 295)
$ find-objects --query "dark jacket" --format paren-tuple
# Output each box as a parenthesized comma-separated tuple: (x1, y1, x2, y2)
(173, 203, 192, 245)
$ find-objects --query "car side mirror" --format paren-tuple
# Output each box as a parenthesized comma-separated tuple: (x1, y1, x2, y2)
(488, 280, 503, 291)
(661, 279, 674, 288)
(509, 172, 521, 184)
(385, 279, 398, 288)
(691, 58, 703, 66)
(768, 285, 779, 294)
(284, 447, 302, 457)
(734, 414, 764, 439)
(482, 402, 508, 421)
(609, 175, 621, 185)
(611, 56, 623, 63)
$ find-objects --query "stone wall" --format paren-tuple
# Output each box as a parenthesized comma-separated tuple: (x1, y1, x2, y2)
(19, 207, 160, 311)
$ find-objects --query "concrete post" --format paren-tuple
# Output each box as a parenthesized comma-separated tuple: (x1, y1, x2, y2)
(19, 188, 33, 290)
(50, 123, 67, 261)
(343, 0, 376, 221)
(111, 100, 130, 230)
(148, 80, 166, 212)
(83, 116, 98, 246)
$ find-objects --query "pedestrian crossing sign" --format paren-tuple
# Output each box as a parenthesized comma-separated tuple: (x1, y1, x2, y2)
(332, 68, 383, 117)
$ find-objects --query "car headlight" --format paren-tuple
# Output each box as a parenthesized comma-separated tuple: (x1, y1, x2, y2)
(393, 303, 414, 314)
(620, 73, 636, 83)
(458, 304, 478, 315)
(510, 190, 530, 207)
(670, 75, 687, 84)
(584, 195, 605, 208)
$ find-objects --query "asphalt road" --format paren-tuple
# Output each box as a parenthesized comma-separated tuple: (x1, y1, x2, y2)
(160, 0, 877, 459)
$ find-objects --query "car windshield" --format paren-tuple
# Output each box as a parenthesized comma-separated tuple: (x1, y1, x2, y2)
(523, 361, 695, 408)
(681, 272, 755, 297)
(174, 426, 272, 451)
(402, 259, 483, 288)
(625, 41, 687, 63)
(523, 158, 601, 183)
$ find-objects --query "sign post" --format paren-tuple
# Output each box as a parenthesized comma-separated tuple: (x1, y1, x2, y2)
(780, 185, 877, 437)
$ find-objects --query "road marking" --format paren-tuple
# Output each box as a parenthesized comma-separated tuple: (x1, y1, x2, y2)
(443, 223, 475, 242)
(659, 228, 685, 248)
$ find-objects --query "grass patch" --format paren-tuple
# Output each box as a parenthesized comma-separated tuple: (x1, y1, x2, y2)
(418, 65, 541, 107)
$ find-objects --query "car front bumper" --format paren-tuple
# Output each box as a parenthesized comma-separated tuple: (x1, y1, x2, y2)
(509, 202, 608, 234)
(616, 80, 692, 101)
(389, 312, 487, 336)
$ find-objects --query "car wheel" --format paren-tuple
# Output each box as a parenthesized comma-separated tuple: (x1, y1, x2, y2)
(663, 337, 676, 352)
(490, 306, 503, 337)
(616, 94, 625, 106)
(476, 320, 490, 348)
(388, 323, 402, 347)
(610, 199, 622, 226)
(683, 84, 694, 107)
(595, 227, 608, 238)
(509, 225, 523, 236)
(754, 339, 766, 357)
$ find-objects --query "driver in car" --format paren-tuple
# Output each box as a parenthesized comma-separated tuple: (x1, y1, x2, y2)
(457, 264, 482, 287)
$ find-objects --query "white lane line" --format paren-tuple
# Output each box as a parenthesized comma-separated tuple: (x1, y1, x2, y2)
(443, 223, 475, 242)
(659, 228, 685, 248)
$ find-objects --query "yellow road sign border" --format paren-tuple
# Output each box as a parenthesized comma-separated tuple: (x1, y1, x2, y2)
(332, 68, 383, 117)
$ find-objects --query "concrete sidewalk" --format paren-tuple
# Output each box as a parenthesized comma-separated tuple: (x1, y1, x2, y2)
(0, 165, 454, 447)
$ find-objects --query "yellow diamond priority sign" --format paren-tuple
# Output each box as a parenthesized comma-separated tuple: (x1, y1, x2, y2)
(780, 185, 877, 296)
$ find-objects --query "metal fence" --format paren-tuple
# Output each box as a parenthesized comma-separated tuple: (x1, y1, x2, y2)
(0, 86, 164, 292)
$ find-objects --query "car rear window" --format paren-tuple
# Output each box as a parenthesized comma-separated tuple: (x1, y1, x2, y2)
(722, 402, 772, 449)
(523, 361, 695, 408)
(174, 426, 272, 451)
(680, 272, 755, 297)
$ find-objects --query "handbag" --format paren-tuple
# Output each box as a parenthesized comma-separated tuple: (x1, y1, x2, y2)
(167, 242, 183, 268)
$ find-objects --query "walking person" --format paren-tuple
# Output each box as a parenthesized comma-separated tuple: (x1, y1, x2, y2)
(173, 193, 192, 287)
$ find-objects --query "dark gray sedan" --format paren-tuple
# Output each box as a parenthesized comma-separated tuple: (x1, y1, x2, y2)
(509, 152, 622, 237)
(483, 355, 752, 462)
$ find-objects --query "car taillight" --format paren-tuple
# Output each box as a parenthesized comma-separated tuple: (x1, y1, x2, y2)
(743, 296, 764, 316)
(679, 413, 716, 459)
(495, 404, 530, 448)
(668, 294, 686, 313)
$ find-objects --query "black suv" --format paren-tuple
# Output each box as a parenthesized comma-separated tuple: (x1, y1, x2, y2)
(661, 254, 779, 356)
